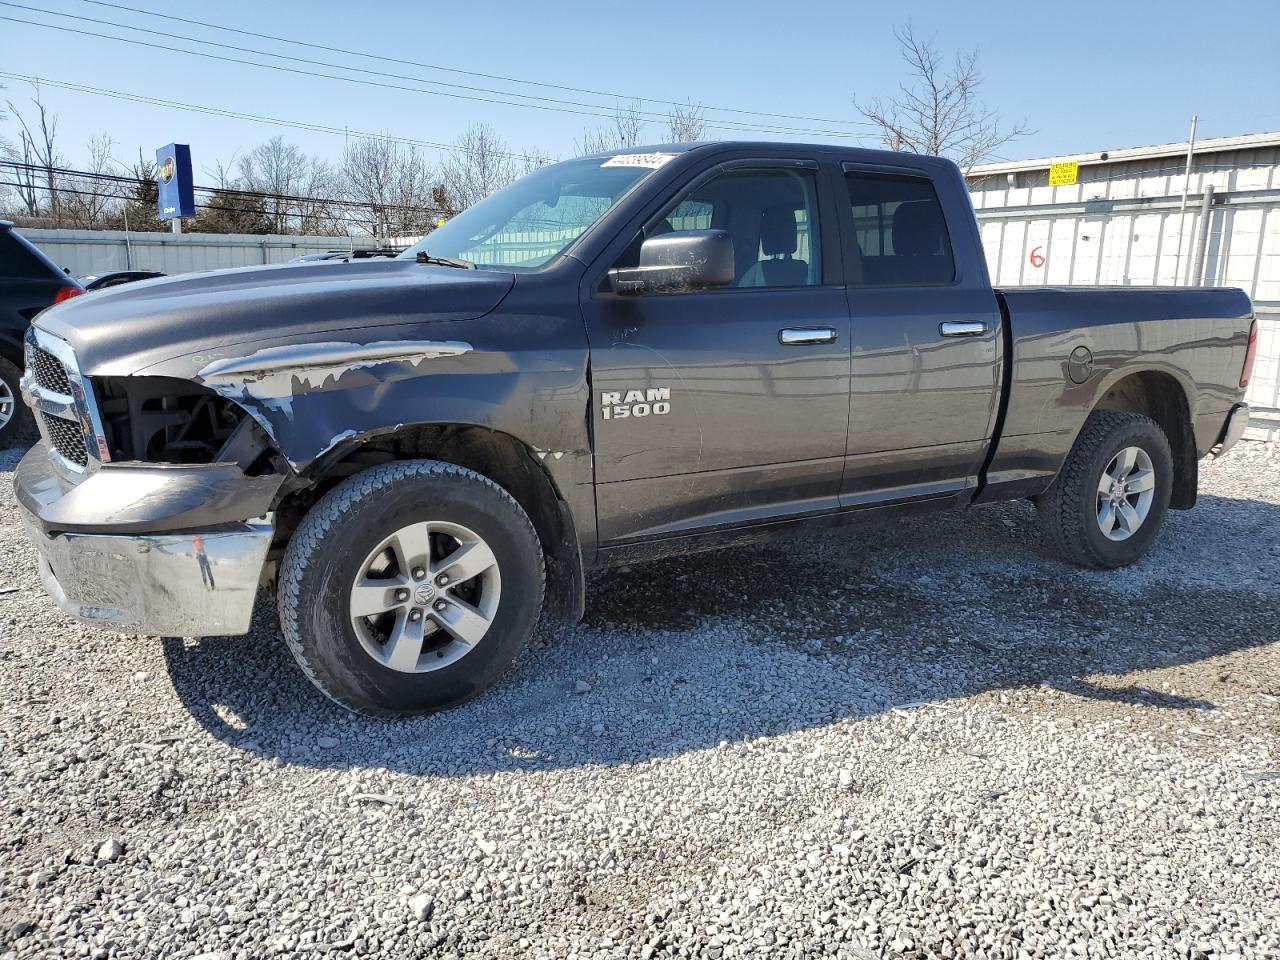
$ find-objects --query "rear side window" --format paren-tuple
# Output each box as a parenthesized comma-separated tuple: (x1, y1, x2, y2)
(844, 172, 955, 286)
(0, 231, 57, 280)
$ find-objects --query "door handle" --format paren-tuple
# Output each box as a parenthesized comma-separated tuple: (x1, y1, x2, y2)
(940, 321, 988, 337)
(779, 327, 838, 345)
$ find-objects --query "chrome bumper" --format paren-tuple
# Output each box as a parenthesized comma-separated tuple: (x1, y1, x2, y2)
(15, 441, 280, 638)
(19, 510, 273, 637)
(1211, 403, 1250, 458)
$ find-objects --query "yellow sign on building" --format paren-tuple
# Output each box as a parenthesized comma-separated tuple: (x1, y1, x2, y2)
(1049, 161, 1079, 186)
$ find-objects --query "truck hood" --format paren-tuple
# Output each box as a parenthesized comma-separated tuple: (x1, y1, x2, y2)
(34, 259, 515, 376)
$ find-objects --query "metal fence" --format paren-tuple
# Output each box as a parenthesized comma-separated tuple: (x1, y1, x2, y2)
(21, 228, 355, 277)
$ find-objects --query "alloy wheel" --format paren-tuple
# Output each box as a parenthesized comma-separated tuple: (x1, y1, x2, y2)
(348, 520, 501, 673)
(1096, 446, 1156, 541)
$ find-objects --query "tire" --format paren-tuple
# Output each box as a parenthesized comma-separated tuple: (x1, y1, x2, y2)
(278, 460, 545, 716)
(1037, 410, 1174, 569)
(0, 356, 36, 449)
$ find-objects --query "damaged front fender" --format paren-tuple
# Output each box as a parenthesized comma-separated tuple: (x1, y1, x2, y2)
(133, 311, 597, 578)
(142, 323, 591, 485)
(196, 339, 474, 395)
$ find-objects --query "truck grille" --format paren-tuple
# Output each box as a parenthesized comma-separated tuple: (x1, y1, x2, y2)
(39, 411, 89, 466)
(23, 329, 108, 475)
(28, 344, 72, 396)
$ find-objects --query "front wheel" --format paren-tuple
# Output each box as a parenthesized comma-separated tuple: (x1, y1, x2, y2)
(278, 460, 545, 716)
(1037, 410, 1174, 568)
(0, 356, 36, 448)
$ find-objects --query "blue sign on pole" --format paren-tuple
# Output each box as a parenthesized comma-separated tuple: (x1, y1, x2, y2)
(155, 143, 195, 220)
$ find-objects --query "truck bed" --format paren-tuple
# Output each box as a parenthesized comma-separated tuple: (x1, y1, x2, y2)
(979, 284, 1254, 502)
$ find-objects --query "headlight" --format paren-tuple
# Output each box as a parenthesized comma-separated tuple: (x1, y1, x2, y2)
(93, 376, 263, 465)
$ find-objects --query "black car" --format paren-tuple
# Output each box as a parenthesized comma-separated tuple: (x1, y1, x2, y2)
(81, 270, 166, 291)
(0, 221, 83, 444)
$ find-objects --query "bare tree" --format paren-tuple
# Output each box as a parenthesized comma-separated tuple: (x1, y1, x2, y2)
(520, 146, 555, 175)
(612, 102, 645, 149)
(61, 133, 121, 229)
(205, 155, 241, 192)
(2, 122, 42, 218)
(0, 87, 10, 217)
(855, 24, 1029, 171)
(3, 84, 62, 221)
(296, 157, 344, 235)
(0, 84, 11, 157)
(338, 135, 435, 239)
(576, 102, 647, 155)
(666, 101, 706, 143)
(437, 124, 518, 215)
(237, 135, 311, 233)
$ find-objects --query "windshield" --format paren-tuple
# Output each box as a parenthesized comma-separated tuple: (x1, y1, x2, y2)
(401, 155, 674, 270)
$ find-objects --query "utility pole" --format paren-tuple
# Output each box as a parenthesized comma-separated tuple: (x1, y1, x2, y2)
(1171, 115, 1198, 284)
(1190, 184, 1216, 286)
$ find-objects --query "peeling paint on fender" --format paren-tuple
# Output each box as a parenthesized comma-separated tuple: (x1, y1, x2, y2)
(196, 340, 473, 397)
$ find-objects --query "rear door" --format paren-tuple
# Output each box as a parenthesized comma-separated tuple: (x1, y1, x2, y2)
(582, 156, 852, 545)
(836, 162, 1003, 504)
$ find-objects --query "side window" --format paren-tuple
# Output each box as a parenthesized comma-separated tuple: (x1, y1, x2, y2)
(648, 167, 822, 289)
(844, 172, 955, 286)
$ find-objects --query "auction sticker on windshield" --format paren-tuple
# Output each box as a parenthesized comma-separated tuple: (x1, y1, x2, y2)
(602, 152, 678, 169)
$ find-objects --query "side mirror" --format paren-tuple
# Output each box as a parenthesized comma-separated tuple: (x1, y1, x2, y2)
(610, 229, 735, 294)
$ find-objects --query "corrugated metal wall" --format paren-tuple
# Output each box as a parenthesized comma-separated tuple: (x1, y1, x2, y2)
(968, 146, 1280, 438)
(21, 228, 351, 278)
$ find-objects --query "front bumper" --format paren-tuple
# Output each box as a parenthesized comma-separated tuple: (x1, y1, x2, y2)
(15, 444, 278, 636)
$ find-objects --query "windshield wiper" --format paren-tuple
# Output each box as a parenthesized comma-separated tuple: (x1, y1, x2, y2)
(415, 250, 476, 270)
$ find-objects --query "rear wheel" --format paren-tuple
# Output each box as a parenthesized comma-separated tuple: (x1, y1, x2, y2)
(1037, 410, 1173, 568)
(278, 460, 544, 716)
(0, 357, 36, 448)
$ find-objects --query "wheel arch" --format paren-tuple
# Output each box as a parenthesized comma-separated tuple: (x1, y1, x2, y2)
(1089, 367, 1197, 509)
(276, 422, 586, 621)
(0, 332, 24, 367)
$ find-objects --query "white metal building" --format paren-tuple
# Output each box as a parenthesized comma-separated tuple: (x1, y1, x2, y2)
(967, 131, 1280, 438)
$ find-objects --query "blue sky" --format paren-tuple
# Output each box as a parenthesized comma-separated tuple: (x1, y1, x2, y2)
(2, 0, 1278, 176)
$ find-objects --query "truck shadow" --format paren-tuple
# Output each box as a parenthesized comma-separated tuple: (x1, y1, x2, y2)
(160, 492, 1280, 775)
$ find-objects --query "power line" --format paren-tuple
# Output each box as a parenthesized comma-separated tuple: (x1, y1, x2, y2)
(0, 178, 387, 223)
(10, 1, 661, 122)
(4, 2, 645, 121)
(0, 72, 546, 164)
(0, 10, 864, 139)
(1, 159, 446, 216)
(69, 0, 866, 130)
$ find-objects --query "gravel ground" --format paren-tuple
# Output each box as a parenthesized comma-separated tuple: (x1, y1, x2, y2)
(1, 442, 1277, 960)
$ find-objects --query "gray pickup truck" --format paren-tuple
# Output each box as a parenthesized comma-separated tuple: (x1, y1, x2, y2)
(15, 143, 1256, 715)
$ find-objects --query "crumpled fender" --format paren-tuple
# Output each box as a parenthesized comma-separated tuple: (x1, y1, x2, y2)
(137, 315, 595, 499)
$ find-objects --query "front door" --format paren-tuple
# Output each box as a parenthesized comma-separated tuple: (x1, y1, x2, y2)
(582, 160, 851, 546)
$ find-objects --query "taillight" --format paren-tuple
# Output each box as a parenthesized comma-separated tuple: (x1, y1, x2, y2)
(52, 285, 83, 305)
(1240, 318, 1258, 389)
